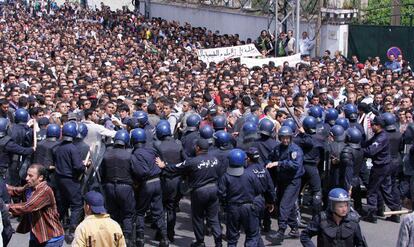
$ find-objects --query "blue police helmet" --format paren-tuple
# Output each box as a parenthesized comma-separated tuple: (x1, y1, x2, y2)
(343, 104, 358, 121)
(0, 118, 9, 137)
(346, 127, 362, 145)
(335, 117, 350, 130)
(114, 129, 130, 146)
(325, 108, 339, 125)
(62, 122, 78, 141)
(46, 124, 61, 138)
(382, 112, 396, 131)
(278, 126, 293, 137)
(227, 149, 246, 176)
(242, 122, 257, 136)
(328, 188, 350, 212)
(303, 116, 317, 133)
(213, 130, 231, 147)
(200, 125, 214, 140)
(282, 119, 297, 132)
(156, 120, 171, 139)
(130, 128, 146, 145)
(77, 123, 88, 139)
(244, 114, 259, 125)
(133, 111, 148, 127)
(14, 108, 29, 123)
(308, 106, 323, 121)
(186, 114, 201, 131)
(329, 125, 345, 142)
(258, 118, 275, 137)
(212, 115, 226, 131)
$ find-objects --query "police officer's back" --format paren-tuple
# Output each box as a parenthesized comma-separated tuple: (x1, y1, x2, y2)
(209, 130, 232, 177)
(326, 125, 347, 190)
(254, 118, 278, 165)
(33, 124, 61, 169)
(73, 122, 90, 160)
(180, 114, 201, 158)
(236, 121, 258, 151)
(134, 111, 155, 147)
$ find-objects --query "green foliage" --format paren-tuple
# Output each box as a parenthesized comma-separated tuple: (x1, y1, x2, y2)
(363, 0, 414, 26)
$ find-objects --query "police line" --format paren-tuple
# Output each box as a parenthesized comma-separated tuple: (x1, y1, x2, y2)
(240, 53, 304, 69)
(196, 44, 261, 64)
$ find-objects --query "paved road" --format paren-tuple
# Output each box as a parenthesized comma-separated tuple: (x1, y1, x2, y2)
(8, 198, 401, 246)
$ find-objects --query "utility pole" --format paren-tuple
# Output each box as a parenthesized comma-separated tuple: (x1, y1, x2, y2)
(315, 0, 323, 56)
(295, 0, 300, 53)
(391, 0, 401, 25)
(275, 0, 279, 57)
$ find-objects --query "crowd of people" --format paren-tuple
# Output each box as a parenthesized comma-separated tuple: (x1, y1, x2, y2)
(0, 0, 413, 246)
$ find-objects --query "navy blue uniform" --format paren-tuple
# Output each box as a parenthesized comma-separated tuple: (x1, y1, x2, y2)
(73, 139, 90, 160)
(9, 123, 33, 186)
(153, 136, 185, 241)
(236, 134, 257, 151)
(363, 130, 400, 215)
(218, 168, 263, 246)
(386, 129, 403, 205)
(253, 135, 278, 165)
(54, 141, 85, 231)
(180, 130, 200, 158)
(209, 147, 231, 178)
(295, 132, 324, 214)
(350, 122, 366, 145)
(326, 140, 346, 191)
(268, 142, 304, 232)
(100, 146, 135, 239)
(164, 151, 222, 245)
(143, 123, 155, 147)
(131, 145, 167, 242)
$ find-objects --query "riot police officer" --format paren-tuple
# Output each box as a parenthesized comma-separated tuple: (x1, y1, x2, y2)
(54, 122, 86, 243)
(343, 104, 366, 142)
(254, 118, 278, 166)
(362, 115, 400, 223)
(134, 111, 155, 146)
(199, 125, 214, 148)
(381, 112, 403, 223)
(339, 127, 364, 212)
(210, 130, 232, 177)
(322, 108, 339, 138)
(73, 122, 90, 160)
(218, 149, 264, 247)
(267, 126, 305, 244)
(308, 106, 325, 136)
(300, 188, 366, 247)
(325, 125, 346, 191)
(36, 117, 49, 141)
(9, 108, 33, 187)
(100, 130, 135, 245)
(295, 116, 324, 215)
(236, 121, 258, 151)
(181, 114, 201, 158)
(213, 115, 227, 132)
(158, 138, 222, 247)
(335, 117, 350, 130)
(131, 128, 169, 247)
(153, 120, 185, 242)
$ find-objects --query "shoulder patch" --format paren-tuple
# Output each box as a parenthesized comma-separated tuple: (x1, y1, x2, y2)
(291, 151, 297, 160)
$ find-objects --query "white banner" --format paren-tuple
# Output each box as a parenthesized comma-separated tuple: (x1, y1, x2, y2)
(197, 44, 261, 64)
(240, 53, 304, 69)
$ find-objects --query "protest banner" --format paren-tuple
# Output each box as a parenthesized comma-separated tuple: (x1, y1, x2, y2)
(240, 53, 303, 68)
(197, 44, 261, 64)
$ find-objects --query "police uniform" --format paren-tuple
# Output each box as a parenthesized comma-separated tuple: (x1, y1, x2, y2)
(100, 146, 135, 241)
(142, 123, 155, 147)
(9, 123, 33, 186)
(253, 134, 278, 166)
(385, 128, 403, 206)
(180, 129, 200, 158)
(300, 210, 366, 247)
(163, 139, 222, 246)
(268, 142, 304, 235)
(131, 144, 168, 246)
(73, 138, 90, 160)
(153, 136, 185, 241)
(218, 158, 263, 246)
(54, 141, 86, 233)
(326, 137, 346, 191)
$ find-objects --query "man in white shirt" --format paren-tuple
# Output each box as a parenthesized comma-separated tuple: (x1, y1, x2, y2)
(299, 31, 315, 57)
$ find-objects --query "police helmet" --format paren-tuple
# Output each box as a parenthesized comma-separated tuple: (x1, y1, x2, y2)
(329, 125, 345, 142)
(114, 129, 130, 146)
(244, 114, 259, 125)
(0, 118, 9, 137)
(258, 118, 275, 136)
(382, 112, 396, 131)
(242, 122, 257, 137)
(343, 104, 358, 121)
(325, 108, 339, 126)
(278, 126, 293, 137)
(213, 130, 231, 148)
(303, 116, 317, 133)
(133, 111, 148, 127)
(77, 123, 88, 139)
(345, 127, 362, 147)
(200, 125, 214, 144)
(186, 114, 202, 131)
(227, 149, 246, 176)
(335, 118, 349, 130)
(212, 115, 226, 131)
(156, 120, 171, 139)
(130, 128, 146, 145)
(282, 119, 297, 132)
(14, 108, 29, 123)
(62, 122, 78, 142)
(328, 188, 350, 212)
(308, 106, 323, 121)
(46, 124, 61, 139)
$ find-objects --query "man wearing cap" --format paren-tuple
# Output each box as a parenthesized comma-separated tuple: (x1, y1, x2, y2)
(157, 138, 222, 247)
(362, 115, 401, 223)
(7, 164, 64, 246)
(72, 191, 126, 247)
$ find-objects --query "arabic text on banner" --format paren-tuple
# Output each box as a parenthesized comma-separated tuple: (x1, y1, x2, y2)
(240, 53, 303, 69)
(197, 44, 261, 64)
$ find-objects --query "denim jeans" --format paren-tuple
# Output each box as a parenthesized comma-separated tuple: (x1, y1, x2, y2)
(29, 237, 64, 247)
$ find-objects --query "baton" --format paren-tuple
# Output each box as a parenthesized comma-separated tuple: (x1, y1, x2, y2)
(282, 101, 301, 128)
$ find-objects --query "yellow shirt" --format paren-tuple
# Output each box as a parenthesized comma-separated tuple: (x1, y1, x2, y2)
(72, 214, 126, 247)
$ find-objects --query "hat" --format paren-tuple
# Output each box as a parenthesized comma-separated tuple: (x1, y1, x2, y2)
(117, 96, 126, 101)
(84, 191, 106, 214)
(319, 88, 328, 94)
(68, 113, 77, 121)
(196, 138, 210, 151)
(226, 166, 244, 176)
(246, 147, 260, 160)
(208, 108, 217, 116)
(38, 117, 49, 126)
